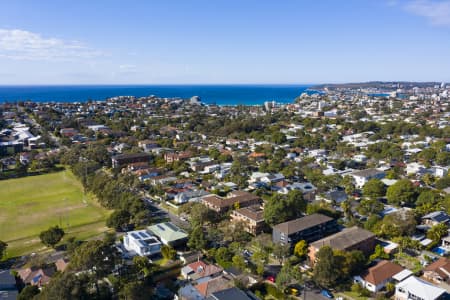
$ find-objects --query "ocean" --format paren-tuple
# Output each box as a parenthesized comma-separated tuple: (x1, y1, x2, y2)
(0, 85, 312, 106)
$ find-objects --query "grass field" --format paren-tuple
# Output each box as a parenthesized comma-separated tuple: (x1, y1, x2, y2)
(0, 170, 111, 259)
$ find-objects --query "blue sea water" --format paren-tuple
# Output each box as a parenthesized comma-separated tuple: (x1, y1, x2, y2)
(0, 85, 313, 106)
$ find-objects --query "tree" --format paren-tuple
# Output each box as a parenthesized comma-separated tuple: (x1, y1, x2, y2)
(264, 191, 306, 226)
(342, 176, 356, 196)
(357, 198, 384, 216)
(427, 223, 448, 243)
(293, 240, 308, 259)
(132, 256, 158, 278)
(36, 273, 91, 299)
(18, 285, 40, 300)
(232, 255, 247, 271)
(386, 179, 417, 206)
(106, 209, 131, 231)
(363, 179, 386, 199)
(272, 243, 290, 265)
(119, 281, 153, 300)
(70, 239, 117, 279)
(276, 261, 302, 289)
(313, 246, 341, 288)
(436, 176, 450, 190)
(370, 244, 389, 261)
(215, 247, 233, 268)
(161, 245, 177, 260)
(0, 240, 7, 260)
(377, 210, 416, 238)
(39, 226, 65, 248)
(188, 226, 207, 250)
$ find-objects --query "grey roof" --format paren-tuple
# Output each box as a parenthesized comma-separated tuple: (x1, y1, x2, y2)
(311, 226, 375, 250)
(208, 287, 252, 300)
(273, 213, 334, 235)
(351, 168, 384, 178)
(422, 211, 450, 223)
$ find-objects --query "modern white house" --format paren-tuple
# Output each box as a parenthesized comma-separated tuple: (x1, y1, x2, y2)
(350, 168, 385, 188)
(395, 276, 447, 300)
(123, 230, 162, 256)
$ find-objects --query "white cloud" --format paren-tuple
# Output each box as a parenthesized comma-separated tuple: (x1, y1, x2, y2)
(404, 0, 450, 26)
(0, 28, 104, 61)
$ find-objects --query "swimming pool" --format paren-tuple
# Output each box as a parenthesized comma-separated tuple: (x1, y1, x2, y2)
(432, 247, 448, 256)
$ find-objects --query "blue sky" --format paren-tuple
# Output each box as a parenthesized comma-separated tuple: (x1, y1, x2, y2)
(0, 0, 450, 84)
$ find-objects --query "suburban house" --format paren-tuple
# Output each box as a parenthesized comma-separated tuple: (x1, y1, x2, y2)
(123, 230, 162, 256)
(164, 151, 192, 163)
(350, 168, 385, 188)
(308, 226, 376, 264)
(208, 287, 254, 300)
(278, 182, 317, 201)
(181, 260, 223, 281)
(323, 189, 348, 204)
(422, 211, 450, 227)
(112, 152, 152, 168)
(147, 222, 188, 247)
(423, 257, 450, 284)
(174, 190, 210, 204)
(17, 266, 55, 287)
(230, 205, 266, 235)
(395, 276, 447, 300)
(201, 191, 261, 213)
(196, 276, 233, 298)
(272, 213, 338, 249)
(353, 260, 406, 293)
(138, 140, 160, 152)
(55, 258, 69, 272)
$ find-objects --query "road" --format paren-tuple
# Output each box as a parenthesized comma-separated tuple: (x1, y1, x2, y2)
(143, 197, 190, 230)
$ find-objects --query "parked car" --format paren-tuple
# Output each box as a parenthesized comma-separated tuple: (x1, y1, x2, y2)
(321, 289, 333, 299)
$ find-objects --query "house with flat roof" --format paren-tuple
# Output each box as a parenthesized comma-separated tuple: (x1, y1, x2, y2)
(147, 222, 188, 247)
(350, 168, 385, 188)
(272, 213, 338, 249)
(123, 230, 162, 256)
(308, 226, 376, 264)
(395, 276, 447, 300)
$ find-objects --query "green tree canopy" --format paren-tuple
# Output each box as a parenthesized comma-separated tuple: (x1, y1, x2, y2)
(386, 179, 417, 206)
(188, 225, 207, 250)
(106, 209, 131, 231)
(362, 179, 386, 199)
(293, 240, 308, 259)
(313, 246, 341, 288)
(264, 191, 306, 226)
(0, 240, 7, 260)
(39, 226, 65, 248)
(18, 285, 40, 300)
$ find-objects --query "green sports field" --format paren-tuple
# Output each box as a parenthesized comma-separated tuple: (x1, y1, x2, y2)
(0, 170, 111, 259)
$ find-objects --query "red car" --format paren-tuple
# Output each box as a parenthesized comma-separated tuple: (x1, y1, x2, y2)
(266, 276, 275, 283)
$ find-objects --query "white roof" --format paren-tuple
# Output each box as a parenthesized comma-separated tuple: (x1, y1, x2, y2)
(420, 238, 433, 246)
(392, 269, 413, 282)
(396, 276, 445, 300)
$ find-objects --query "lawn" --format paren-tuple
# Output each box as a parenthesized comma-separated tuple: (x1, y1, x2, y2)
(0, 170, 111, 259)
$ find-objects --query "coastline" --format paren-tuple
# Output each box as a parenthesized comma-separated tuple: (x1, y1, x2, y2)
(0, 84, 315, 106)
